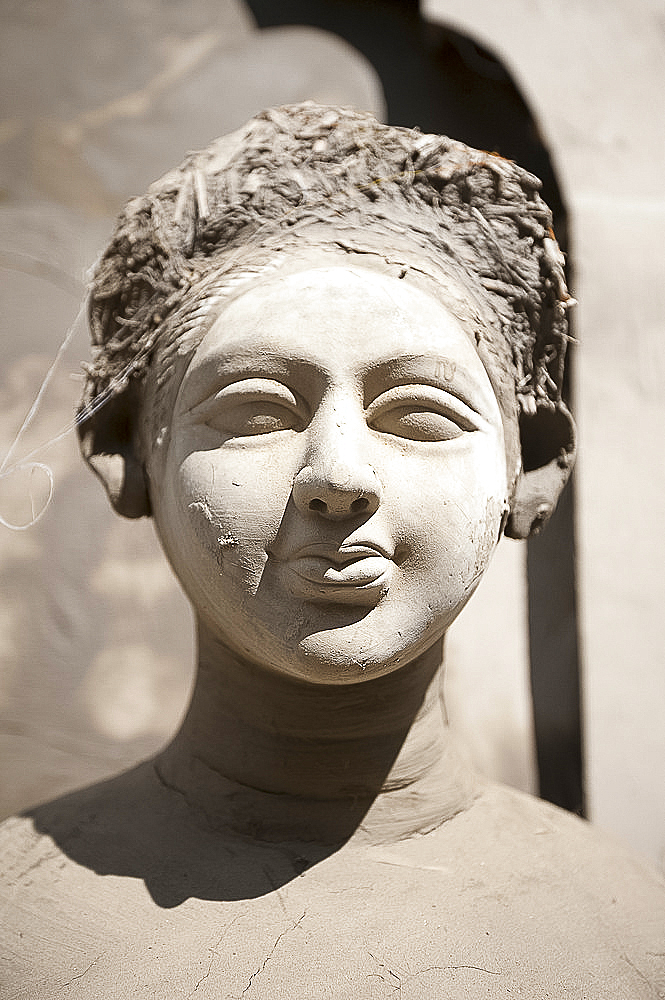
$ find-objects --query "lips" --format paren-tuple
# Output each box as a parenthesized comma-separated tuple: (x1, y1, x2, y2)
(280, 541, 393, 606)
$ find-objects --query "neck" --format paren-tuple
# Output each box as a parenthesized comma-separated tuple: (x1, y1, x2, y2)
(156, 621, 480, 845)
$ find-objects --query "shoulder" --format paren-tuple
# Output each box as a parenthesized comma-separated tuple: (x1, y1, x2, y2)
(347, 783, 665, 996)
(2, 775, 664, 999)
(448, 781, 665, 898)
(0, 763, 184, 998)
(436, 783, 665, 991)
(0, 811, 123, 998)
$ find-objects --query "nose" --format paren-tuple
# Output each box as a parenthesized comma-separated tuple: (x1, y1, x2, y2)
(293, 462, 382, 519)
(292, 405, 383, 520)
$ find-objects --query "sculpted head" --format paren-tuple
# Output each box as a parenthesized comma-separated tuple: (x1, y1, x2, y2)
(79, 103, 575, 683)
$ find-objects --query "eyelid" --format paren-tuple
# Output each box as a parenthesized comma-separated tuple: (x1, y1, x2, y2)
(365, 384, 483, 431)
(187, 378, 302, 417)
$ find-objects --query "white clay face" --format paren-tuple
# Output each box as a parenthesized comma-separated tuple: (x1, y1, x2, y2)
(147, 266, 508, 683)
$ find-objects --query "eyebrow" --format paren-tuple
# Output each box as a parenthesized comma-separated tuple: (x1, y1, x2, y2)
(181, 349, 495, 417)
(362, 356, 492, 415)
(180, 352, 326, 411)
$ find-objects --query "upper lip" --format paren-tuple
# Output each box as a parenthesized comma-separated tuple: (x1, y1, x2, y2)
(285, 541, 392, 566)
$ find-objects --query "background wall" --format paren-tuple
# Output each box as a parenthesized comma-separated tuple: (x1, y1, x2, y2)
(423, 0, 665, 868)
(1, 0, 662, 870)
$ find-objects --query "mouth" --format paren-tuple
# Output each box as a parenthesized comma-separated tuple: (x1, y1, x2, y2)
(280, 541, 394, 606)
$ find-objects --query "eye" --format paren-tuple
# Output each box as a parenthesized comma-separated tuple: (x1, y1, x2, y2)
(366, 385, 481, 442)
(191, 378, 307, 438)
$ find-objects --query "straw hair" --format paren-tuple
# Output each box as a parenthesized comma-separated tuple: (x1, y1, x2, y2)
(84, 102, 573, 421)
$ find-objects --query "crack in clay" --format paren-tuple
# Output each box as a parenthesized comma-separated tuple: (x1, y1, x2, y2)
(151, 761, 234, 843)
(441, 964, 501, 976)
(13, 847, 62, 882)
(237, 911, 306, 998)
(368, 952, 502, 996)
(326, 884, 374, 894)
(374, 857, 452, 873)
(56, 954, 105, 992)
(367, 952, 404, 995)
(187, 915, 242, 998)
(260, 866, 288, 917)
(619, 952, 659, 994)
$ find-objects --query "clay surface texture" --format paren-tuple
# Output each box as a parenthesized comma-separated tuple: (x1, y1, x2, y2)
(1, 104, 663, 999)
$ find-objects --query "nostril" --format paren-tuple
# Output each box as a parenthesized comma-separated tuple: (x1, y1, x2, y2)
(293, 464, 382, 518)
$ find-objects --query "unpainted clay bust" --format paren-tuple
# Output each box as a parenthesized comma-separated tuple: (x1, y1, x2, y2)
(1, 103, 664, 999)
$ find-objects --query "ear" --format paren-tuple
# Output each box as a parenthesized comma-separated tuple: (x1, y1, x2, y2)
(504, 403, 576, 540)
(77, 382, 152, 519)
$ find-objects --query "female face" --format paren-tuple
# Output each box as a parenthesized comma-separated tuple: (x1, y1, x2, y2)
(146, 265, 508, 684)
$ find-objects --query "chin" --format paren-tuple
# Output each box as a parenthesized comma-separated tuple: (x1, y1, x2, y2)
(275, 609, 442, 685)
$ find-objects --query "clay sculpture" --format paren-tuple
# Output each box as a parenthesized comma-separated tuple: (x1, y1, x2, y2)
(1, 104, 663, 999)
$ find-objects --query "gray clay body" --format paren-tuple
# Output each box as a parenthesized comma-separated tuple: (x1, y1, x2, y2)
(2, 768, 665, 999)
(2, 106, 664, 998)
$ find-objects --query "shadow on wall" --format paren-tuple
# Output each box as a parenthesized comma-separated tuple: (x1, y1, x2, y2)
(246, 0, 583, 816)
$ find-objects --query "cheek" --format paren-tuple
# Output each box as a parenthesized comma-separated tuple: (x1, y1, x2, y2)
(158, 446, 294, 596)
(389, 436, 507, 598)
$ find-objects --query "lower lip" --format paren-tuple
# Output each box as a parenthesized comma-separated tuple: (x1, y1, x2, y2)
(285, 556, 392, 606)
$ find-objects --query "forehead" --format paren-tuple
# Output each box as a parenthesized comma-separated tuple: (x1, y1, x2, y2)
(180, 266, 499, 412)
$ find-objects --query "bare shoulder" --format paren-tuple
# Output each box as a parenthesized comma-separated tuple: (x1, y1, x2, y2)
(2, 776, 664, 999)
(433, 781, 665, 906)
(351, 783, 665, 997)
(0, 763, 326, 999)
(0, 764, 175, 998)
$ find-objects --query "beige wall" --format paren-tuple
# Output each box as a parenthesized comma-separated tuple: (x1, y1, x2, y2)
(424, 0, 665, 868)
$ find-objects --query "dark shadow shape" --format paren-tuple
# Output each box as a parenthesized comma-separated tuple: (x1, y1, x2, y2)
(26, 760, 339, 909)
(527, 476, 584, 814)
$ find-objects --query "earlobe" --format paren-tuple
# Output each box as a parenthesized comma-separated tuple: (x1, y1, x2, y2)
(504, 402, 576, 540)
(77, 383, 152, 519)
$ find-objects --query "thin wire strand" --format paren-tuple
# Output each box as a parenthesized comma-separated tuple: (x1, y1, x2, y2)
(0, 300, 86, 477)
(0, 300, 90, 530)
